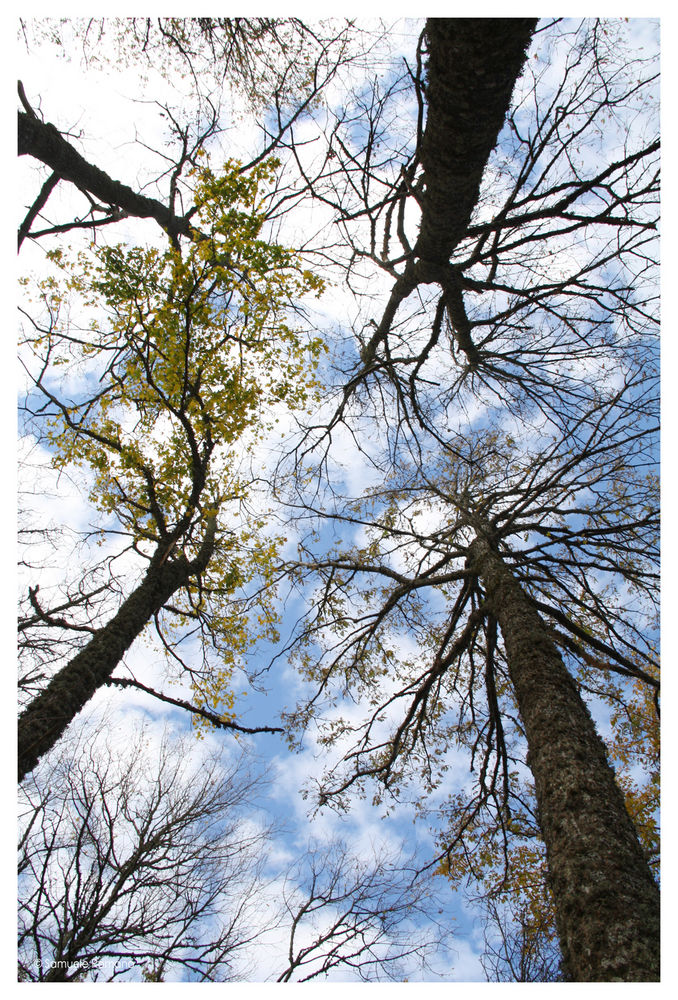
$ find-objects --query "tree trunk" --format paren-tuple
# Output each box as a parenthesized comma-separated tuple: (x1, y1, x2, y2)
(414, 18, 537, 266)
(467, 534, 660, 982)
(18, 521, 216, 782)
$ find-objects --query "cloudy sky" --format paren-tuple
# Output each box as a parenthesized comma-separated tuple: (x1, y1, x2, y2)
(12, 8, 666, 994)
(13, 13, 492, 987)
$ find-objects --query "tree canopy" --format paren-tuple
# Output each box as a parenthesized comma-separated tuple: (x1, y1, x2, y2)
(18, 16, 659, 983)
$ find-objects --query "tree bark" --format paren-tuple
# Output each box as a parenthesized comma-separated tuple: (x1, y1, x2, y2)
(467, 534, 660, 982)
(18, 520, 216, 783)
(18, 112, 194, 240)
(414, 18, 537, 266)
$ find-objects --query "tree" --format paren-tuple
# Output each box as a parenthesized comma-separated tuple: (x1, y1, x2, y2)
(278, 17, 659, 981)
(19, 723, 450, 982)
(17, 18, 372, 780)
(287, 378, 659, 980)
(479, 893, 565, 983)
(18, 729, 270, 981)
(274, 838, 447, 982)
(22, 17, 336, 105)
(295, 18, 657, 451)
(18, 147, 325, 780)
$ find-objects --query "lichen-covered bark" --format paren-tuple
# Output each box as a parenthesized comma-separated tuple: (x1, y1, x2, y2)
(18, 521, 216, 783)
(414, 18, 537, 266)
(467, 535, 660, 981)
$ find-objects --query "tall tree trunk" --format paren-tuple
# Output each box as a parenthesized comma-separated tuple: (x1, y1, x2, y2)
(18, 520, 216, 783)
(467, 534, 660, 982)
(414, 18, 537, 266)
